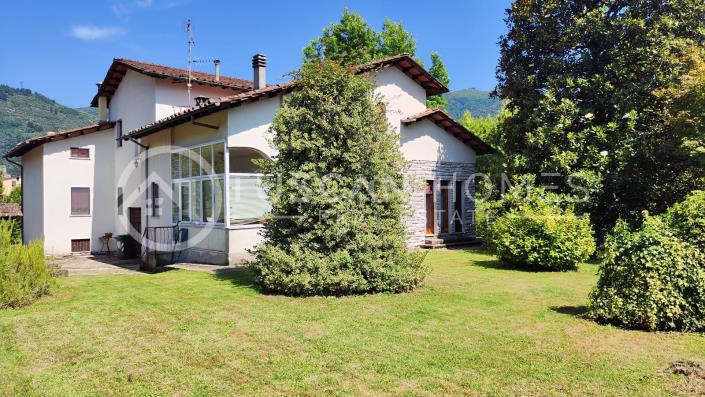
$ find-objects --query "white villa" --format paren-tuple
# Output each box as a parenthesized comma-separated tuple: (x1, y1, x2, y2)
(5, 54, 494, 265)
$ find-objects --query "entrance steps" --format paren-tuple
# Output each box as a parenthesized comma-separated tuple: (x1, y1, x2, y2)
(420, 235, 482, 249)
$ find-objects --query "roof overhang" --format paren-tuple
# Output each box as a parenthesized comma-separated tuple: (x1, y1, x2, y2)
(90, 58, 254, 107)
(354, 54, 448, 96)
(5, 122, 116, 158)
(123, 83, 296, 140)
(402, 109, 496, 155)
(122, 55, 449, 141)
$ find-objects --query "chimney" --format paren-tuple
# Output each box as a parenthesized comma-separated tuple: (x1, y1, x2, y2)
(213, 59, 221, 81)
(96, 83, 108, 122)
(252, 53, 266, 90)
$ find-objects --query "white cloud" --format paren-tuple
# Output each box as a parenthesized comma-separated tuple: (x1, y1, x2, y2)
(111, 4, 130, 19)
(70, 25, 126, 40)
(135, 0, 153, 7)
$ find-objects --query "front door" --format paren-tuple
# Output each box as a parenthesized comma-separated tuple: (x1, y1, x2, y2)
(128, 207, 142, 240)
(128, 207, 142, 254)
(425, 181, 434, 234)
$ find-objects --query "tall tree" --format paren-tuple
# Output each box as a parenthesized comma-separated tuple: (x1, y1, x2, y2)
(377, 19, 417, 58)
(495, 0, 705, 234)
(303, 10, 442, 70)
(303, 10, 378, 66)
(251, 62, 427, 296)
(427, 52, 450, 110)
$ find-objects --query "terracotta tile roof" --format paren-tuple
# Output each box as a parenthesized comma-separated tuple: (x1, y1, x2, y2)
(402, 108, 496, 155)
(123, 55, 448, 140)
(90, 58, 254, 106)
(4, 122, 116, 158)
(354, 54, 449, 96)
(0, 203, 22, 217)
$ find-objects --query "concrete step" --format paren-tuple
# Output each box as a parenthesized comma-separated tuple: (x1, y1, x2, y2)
(420, 236, 482, 249)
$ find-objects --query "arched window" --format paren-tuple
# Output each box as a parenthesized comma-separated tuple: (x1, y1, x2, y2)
(228, 147, 267, 173)
(228, 147, 271, 225)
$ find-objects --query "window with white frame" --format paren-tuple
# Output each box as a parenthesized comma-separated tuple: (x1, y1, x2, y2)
(171, 142, 225, 224)
(228, 147, 270, 225)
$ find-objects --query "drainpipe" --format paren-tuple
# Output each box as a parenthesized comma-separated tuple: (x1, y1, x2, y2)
(129, 138, 149, 253)
(5, 157, 23, 242)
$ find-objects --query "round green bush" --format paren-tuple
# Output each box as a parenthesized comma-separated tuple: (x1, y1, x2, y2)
(663, 190, 705, 251)
(589, 218, 705, 332)
(488, 202, 595, 271)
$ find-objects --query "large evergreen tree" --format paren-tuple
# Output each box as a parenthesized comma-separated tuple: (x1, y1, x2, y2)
(251, 62, 427, 296)
(495, 0, 705, 233)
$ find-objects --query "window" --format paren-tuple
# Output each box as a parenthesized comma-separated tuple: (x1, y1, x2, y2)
(116, 119, 123, 148)
(151, 182, 160, 217)
(171, 183, 179, 223)
(117, 187, 123, 215)
(71, 239, 90, 252)
(171, 141, 226, 224)
(70, 147, 89, 159)
(71, 187, 90, 215)
(228, 147, 270, 225)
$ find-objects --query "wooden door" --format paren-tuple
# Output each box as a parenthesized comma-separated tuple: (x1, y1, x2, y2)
(128, 207, 142, 253)
(128, 207, 142, 237)
(425, 181, 434, 234)
(440, 181, 449, 234)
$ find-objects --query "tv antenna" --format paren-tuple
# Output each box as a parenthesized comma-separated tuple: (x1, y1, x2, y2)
(186, 19, 220, 107)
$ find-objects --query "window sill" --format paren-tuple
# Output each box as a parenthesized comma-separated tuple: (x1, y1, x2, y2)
(69, 157, 91, 160)
(178, 222, 226, 228)
(228, 224, 263, 230)
(70, 214, 92, 218)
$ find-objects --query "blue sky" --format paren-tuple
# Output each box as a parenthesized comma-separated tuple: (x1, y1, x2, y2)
(0, 0, 511, 108)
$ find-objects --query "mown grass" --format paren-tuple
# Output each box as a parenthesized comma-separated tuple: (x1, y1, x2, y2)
(1, 249, 704, 396)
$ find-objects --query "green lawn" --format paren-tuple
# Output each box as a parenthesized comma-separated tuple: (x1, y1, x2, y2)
(1, 249, 704, 396)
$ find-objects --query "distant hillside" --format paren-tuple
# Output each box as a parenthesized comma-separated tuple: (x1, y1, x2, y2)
(444, 88, 502, 119)
(0, 85, 97, 174)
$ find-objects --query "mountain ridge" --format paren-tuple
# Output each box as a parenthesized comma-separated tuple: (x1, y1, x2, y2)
(0, 85, 97, 174)
(444, 87, 502, 119)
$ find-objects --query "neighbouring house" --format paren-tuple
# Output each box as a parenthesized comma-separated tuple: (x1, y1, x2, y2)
(0, 166, 21, 195)
(0, 203, 22, 219)
(4, 53, 494, 264)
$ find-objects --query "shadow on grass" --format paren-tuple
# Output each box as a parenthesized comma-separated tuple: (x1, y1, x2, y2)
(472, 258, 564, 273)
(551, 305, 589, 318)
(211, 268, 260, 292)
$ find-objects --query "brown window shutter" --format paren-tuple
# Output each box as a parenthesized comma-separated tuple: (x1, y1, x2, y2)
(70, 147, 90, 159)
(151, 182, 160, 216)
(71, 187, 90, 215)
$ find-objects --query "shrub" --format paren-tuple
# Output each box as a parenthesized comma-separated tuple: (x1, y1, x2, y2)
(662, 190, 705, 251)
(589, 217, 705, 332)
(489, 203, 595, 271)
(0, 220, 53, 308)
(250, 61, 428, 296)
(485, 183, 595, 271)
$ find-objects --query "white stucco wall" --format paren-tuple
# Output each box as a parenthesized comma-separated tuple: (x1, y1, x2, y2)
(372, 67, 427, 133)
(400, 119, 477, 163)
(226, 96, 279, 158)
(155, 80, 240, 120)
(21, 147, 43, 244)
(40, 130, 116, 254)
(109, 70, 157, 236)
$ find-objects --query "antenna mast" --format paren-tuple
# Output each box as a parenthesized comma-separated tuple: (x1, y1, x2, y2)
(186, 19, 195, 106)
